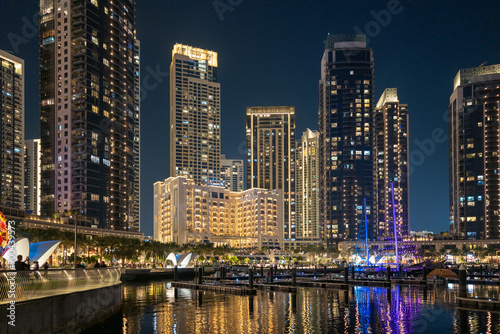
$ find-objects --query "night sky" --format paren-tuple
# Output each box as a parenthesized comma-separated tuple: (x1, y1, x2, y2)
(1, 0, 500, 237)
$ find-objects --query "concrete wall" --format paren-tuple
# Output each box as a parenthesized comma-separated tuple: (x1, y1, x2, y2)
(0, 283, 121, 334)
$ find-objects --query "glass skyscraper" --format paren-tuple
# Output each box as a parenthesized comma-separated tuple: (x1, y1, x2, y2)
(449, 64, 500, 239)
(374, 88, 409, 240)
(39, 0, 140, 230)
(296, 129, 320, 246)
(319, 34, 374, 243)
(170, 44, 221, 185)
(246, 106, 295, 248)
(0, 50, 24, 210)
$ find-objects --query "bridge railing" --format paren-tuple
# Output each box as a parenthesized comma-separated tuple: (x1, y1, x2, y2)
(0, 268, 121, 303)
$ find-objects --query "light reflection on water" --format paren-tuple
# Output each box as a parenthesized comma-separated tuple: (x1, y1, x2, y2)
(118, 282, 500, 334)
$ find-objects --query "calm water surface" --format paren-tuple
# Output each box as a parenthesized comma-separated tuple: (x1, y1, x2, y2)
(110, 282, 500, 333)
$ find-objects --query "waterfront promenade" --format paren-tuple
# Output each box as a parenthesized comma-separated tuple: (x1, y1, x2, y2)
(0, 268, 121, 334)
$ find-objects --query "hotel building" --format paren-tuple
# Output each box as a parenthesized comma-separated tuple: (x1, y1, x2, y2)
(246, 106, 295, 248)
(295, 129, 321, 246)
(170, 44, 221, 185)
(449, 64, 500, 239)
(220, 154, 244, 192)
(373, 88, 409, 239)
(39, 0, 140, 230)
(24, 139, 42, 215)
(154, 177, 282, 249)
(0, 50, 24, 210)
(318, 34, 375, 243)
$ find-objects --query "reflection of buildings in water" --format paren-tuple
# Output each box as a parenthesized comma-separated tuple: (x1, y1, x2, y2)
(121, 283, 500, 334)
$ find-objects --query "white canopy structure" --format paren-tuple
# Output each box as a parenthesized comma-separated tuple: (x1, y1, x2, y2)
(2, 237, 30, 262)
(1, 238, 60, 268)
(167, 253, 195, 268)
(29, 241, 61, 266)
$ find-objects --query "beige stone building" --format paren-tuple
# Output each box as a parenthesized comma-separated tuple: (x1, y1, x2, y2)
(154, 177, 282, 249)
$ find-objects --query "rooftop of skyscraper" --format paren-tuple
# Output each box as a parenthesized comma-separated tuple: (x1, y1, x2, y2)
(324, 34, 366, 50)
(453, 63, 500, 90)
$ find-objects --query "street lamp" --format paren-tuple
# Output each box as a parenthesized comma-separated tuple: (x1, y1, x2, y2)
(69, 210, 78, 269)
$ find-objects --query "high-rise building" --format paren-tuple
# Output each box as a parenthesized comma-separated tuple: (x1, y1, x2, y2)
(373, 88, 409, 240)
(295, 129, 321, 246)
(132, 39, 141, 231)
(170, 44, 221, 185)
(154, 176, 282, 249)
(220, 154, 244, 192)
(0, 50, 24, 209)
(39, 0, 140, 230)
(24, 139, 42, 215)
(449, 64, 500, 239)
(318, 34, 374, 244)
(246, 106, 295, 248)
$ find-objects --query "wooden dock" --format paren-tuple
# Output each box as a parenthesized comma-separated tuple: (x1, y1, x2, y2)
(458, 297, 500, 311)
(171, 282, 257, 295)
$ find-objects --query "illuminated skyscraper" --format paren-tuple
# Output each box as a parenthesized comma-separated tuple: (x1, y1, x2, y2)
(296, 129, 320, 246)
(170, 44, 220, 185)
(246, 106, 295, 248)
(24, 139, 42, 215)
(39, 0, 140, 230)
(373, 88, 409, 239)
(220, 154, 244, 192)
(449, 64, 500, 239)
(0, 50, 24, 209)
(318, 34, 374, 244)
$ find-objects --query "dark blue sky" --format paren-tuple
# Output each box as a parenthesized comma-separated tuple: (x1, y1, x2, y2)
(1, 1, 500, 237)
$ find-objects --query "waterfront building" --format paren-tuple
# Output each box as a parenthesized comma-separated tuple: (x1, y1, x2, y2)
(170, 44, 221, 185)
(39, 0, 140, 230)
(318, 34, 374, 244)
(449, 64, 500, 239)
(374, 88, 409, 239)
(154, 176, 282, 249)
(0, 50, 24, 210)
(220, 154, 244, 192)
(24, 139, 42, 215)
(295, 129, 321, 246)
(246, 106, 295, 249)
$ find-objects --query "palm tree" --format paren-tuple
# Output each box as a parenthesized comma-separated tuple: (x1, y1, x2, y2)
(58, 231, 75, 267)
(93, 237, 109, 263)
(484, 248, 497, 264)
(450, 247, 462, 264)
(424, 248, 439, 262)
(143, 240, 164, 267)
(473, 248, 487, 263)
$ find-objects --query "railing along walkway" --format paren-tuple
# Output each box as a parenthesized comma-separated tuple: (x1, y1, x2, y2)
(0, 268, 121, 304)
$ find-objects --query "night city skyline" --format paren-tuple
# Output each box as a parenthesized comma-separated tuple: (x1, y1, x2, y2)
(1, 1, 500, 237)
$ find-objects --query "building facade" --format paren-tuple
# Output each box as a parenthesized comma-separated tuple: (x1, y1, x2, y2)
(0, 50, 24, 210)
(295, 129, 321, 246)
(24, 139, 42, 215)
(154, 176, 282, 249)
(449, 64, 500, 239)
(374, 88, 409, 240)
(170, 44, 221, 185)
(220, 154, 244, 192)
(318, 34, 375, 244)
(246, 106, 295, 248)
(39, 0, 140, 230)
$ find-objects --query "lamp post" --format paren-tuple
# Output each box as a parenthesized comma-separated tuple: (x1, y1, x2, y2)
(71, 210, 78, 269)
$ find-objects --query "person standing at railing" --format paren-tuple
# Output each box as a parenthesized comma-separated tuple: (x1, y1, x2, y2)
(33, 261, 40, 270)
(43, 262, 49, 278)
(14, 255, 29, 271)
(14, 255, 30, 298)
